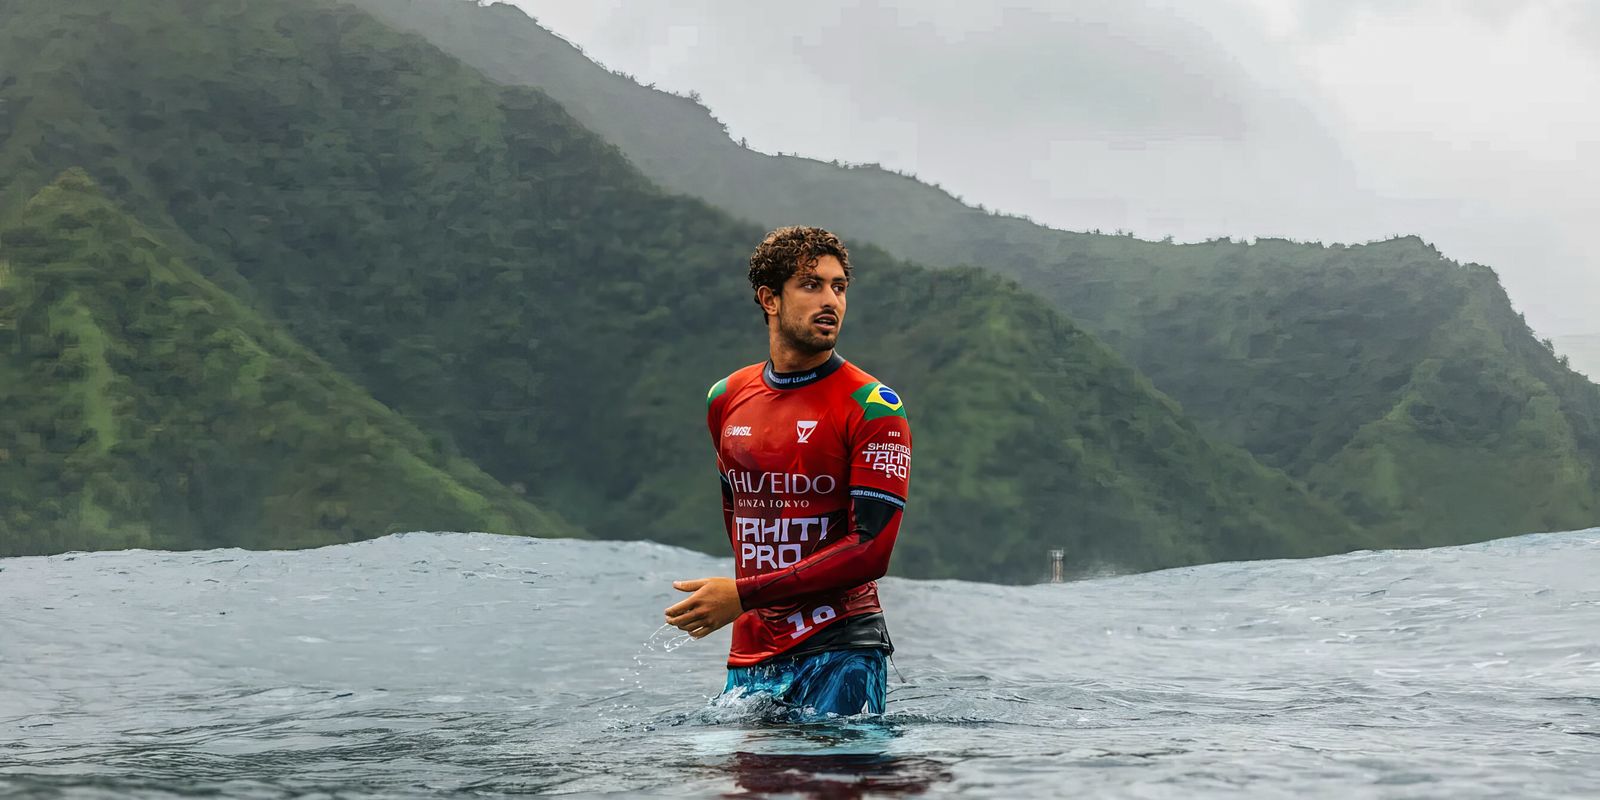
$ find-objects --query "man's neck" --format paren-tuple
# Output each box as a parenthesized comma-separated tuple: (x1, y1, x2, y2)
(768, 335, 833, 374)
(769, 349, 833, 374)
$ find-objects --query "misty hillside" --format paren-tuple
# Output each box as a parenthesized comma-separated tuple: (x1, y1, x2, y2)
(0, 0, 1377, 579)
(0, 170, 571, 556)
(355, 0, 1600, 545)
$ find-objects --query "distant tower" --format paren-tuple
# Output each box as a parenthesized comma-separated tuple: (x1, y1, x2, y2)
(1049, 549, 1065, 584)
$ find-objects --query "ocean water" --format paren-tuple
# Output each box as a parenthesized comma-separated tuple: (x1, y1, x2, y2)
(1, 530, 1597, 798)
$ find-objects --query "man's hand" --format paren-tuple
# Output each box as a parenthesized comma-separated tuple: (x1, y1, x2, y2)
(665, 577, 744, 639)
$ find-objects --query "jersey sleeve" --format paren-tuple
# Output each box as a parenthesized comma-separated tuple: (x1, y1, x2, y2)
(735, 383, 911, 609)
(845, 382, 912, 505)
(706, 376, 730, 437)
(707, 377, 734, 540)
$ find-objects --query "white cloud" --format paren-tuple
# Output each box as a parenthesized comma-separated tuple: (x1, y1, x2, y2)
(510, 0, 1599, 335)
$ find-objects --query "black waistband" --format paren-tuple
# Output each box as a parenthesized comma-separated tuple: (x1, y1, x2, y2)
(773, 611, 893, 661)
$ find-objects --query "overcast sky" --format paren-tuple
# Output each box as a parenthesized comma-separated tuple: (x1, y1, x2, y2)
(508, 0, 1598, 337)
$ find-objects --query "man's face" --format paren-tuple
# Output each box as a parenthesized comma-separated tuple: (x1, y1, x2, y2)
(769, 254, 848, 355)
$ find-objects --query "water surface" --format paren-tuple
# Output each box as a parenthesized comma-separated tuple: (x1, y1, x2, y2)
(2, 530, 1597, 797)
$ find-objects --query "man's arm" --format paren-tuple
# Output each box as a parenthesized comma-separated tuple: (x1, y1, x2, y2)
(734, 403, 912, 609)
(665, 453, 741, 639)
(664, 379, 745, 639)
(706, 377, 737, 542)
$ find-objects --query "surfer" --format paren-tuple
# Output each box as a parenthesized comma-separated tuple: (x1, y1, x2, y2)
(665, 226, 913, 718)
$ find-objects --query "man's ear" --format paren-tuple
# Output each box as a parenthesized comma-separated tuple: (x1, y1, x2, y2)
(757, 285, 781, 317)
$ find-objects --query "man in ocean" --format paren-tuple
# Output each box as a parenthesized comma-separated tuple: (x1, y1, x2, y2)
(664, 226, 913, 719)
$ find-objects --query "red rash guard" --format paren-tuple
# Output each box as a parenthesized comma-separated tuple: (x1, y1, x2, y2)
(706, 352, 912, 667)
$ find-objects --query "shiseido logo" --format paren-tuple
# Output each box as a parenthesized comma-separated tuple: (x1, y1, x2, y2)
(724, 470, 837, 495)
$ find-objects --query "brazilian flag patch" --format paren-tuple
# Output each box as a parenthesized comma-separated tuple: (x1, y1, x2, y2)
(706, 377, 729, 409)
(852, 382, 906, 420)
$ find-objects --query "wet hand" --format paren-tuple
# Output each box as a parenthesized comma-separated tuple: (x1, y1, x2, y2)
(664, 577, 743, 639)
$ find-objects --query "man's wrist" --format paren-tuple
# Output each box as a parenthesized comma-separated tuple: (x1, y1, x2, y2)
(733, 575, 758, 609)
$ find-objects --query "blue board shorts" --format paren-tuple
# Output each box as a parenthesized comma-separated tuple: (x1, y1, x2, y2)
(723, 648, 888, 719)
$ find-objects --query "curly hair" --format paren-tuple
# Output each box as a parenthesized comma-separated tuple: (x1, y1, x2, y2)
(748, 226, 852, 320)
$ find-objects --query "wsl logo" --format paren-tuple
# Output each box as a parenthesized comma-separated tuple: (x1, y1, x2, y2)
(796, 420, 818, 443)
(851, 382, 907, 421)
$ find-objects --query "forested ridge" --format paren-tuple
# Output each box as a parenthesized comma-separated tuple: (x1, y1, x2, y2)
(0, 169, 572, 555)
(0, 0, 1386, 580)
(354, 0, 1600, 547)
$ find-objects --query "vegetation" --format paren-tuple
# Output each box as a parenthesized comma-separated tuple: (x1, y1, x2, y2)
(365, 0, 1600, 545)
(0, 169, 571, 556)
(0, 0, 1374, 579)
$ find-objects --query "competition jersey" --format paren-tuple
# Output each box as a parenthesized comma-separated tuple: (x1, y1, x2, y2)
(706, 352, 912, 667)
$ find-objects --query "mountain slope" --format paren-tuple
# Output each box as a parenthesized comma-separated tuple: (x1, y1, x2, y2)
(0, 0, 1370, 579)
(0, 169, 571, 557)
(358, 0, 1600, 544)
(1311, 271, 1600, 543)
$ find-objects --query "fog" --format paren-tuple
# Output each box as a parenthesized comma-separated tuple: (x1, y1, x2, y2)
(510, 0, 1599, 337)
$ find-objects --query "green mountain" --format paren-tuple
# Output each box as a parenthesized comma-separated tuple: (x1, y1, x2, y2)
(1555, 334, 1600, 381)
(1302, 260, 1600, 543)
(357, 0, 1600, 544)
(0, 169, 570, 557)
(0, 0, 1370, 579)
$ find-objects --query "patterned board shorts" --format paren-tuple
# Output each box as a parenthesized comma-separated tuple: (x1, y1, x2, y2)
(722, 648, 889, 720)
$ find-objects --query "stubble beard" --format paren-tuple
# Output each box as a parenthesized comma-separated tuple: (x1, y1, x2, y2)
(778, 310, 838, 356)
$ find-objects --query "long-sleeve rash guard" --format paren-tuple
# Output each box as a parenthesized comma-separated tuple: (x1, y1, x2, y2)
(706, 352, 912, 667)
